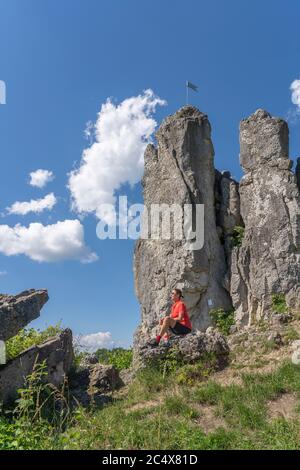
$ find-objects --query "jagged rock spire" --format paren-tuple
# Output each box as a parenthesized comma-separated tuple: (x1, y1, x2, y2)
(133, 106, 232, 348)
(230, 109, 300, 325)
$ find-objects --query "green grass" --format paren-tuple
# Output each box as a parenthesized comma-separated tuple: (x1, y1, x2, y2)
(192, 362, 300, 430)
(283, 326, 300, 343)
(272, 293, 288, 314)
(2, 313, 299, 451)
(1, 357, 300, 450)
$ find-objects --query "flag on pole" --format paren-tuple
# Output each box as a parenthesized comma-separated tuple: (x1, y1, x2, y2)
(186, 81, 198, 92)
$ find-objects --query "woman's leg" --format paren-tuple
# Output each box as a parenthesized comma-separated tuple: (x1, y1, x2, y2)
(159, 316, 176, 338)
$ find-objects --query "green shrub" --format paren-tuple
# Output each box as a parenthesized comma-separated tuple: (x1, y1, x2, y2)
(95, 347, 133, 370)
(0, 361, 71, 450)
(158, 347, 183, 375)
(6, 324, 63, 361)
(231, 225, 245, 247)
(209, 308, 235, 335)
(272, 293, 288, 314)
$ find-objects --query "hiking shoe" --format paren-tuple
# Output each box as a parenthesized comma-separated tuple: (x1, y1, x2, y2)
(147, 338, 160, 347)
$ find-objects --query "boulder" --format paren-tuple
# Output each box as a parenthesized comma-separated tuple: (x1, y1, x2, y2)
(0, 289, 49, 341)
(69, 362, 123, 407)
(89, 364, 123, 393)
(0, 328, 73, 406)
(119, 368, 135, 386)
(133, 330, 229, 371)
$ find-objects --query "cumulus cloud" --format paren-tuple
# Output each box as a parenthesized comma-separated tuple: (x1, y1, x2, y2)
(7, 193, 57, 215)
(291, 79, 300, 111)
(0, 219, 98, 263)
(287, 79, 300, 123)
(68, 89, 166, 224)
(75, 331, 115, 352)
(29, 169, 54, 188)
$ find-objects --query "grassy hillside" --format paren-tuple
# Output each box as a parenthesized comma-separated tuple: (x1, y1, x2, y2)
(1, 319, 300, 450)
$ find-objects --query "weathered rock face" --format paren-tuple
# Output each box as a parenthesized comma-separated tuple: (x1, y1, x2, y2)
(296, 157, 300, 191)
(133, 106, 232, 349)
(214, 169, 243, 270)
(0, 289, 48, 341)
(230, 109, 300, 325)
(89, 364, 123, 393)
(69, 360, 123, 407)
(0, 329, 73, 405)
(133, 330, 229, 371)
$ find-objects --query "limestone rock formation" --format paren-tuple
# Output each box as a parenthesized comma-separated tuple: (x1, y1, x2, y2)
(0, 289, 48, 341)
(230, 109, 300, 325)
(0, 328, 73, 405)
(296, 157, 300, 191)
(133, 106, 232, 349)
(214, 169, 243, 270)
(134, 105, 300, 342)
(133, 330, 229, 371)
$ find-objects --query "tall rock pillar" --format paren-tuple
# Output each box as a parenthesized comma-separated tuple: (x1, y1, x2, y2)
(133, 106, 232, 348)
(230, 109, 300, 325)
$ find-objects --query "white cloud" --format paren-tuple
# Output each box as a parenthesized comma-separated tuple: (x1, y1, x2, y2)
(0, 219, 98, 263)
(7, 193, 57, 215)
(29, 169, 54, 188)
(291, 79, 300, 110)
(0, 270, 7, 276)
(75, 331, 115, 352)
(68, 89, 166, 224)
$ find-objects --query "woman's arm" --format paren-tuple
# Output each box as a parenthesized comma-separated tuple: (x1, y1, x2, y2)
(169, 311, 184, 322)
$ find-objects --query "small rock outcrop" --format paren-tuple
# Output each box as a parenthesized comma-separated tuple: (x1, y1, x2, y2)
(69, 359, 123, 406)
(0, 289, 48, 341)
(0, 328, 73, 405)
(133, 330, 229, 371)
(230, 109, 300, 325)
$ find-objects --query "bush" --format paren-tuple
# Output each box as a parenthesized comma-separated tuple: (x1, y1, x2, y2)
(0, 360, 71, 450)
(209, 308, 235, 335)
(6, 324, 63, 361)
(272, 293, 288, 314)
(231, 225, 245, 247)
(95, 347, 133, 370)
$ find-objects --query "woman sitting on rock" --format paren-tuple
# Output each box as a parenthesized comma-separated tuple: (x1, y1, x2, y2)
(152, 288, 192, 346)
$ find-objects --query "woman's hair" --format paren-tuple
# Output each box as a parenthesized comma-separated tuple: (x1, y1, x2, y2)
(173, 288, 184, 299)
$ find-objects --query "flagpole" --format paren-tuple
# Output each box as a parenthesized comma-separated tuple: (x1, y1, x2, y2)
(186, 81, 188, 105)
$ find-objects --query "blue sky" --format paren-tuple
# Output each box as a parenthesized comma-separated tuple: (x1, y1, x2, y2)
(0, 0, 299, 349)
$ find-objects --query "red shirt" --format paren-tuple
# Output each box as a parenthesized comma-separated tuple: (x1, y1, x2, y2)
(170, 300, 192, 329)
